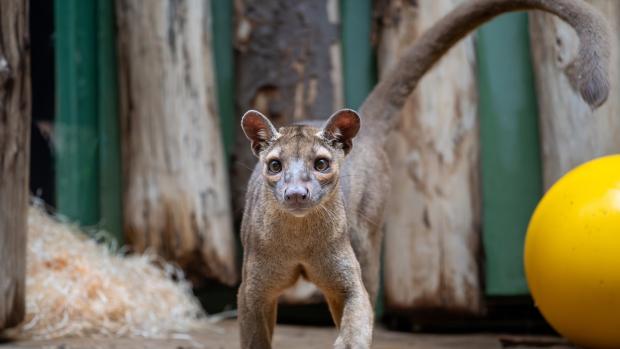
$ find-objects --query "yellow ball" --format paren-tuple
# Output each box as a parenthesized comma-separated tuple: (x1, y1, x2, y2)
(525, 155, 620, 349)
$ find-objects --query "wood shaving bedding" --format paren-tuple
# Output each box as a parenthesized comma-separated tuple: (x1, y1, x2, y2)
(16, 206, 210, 339)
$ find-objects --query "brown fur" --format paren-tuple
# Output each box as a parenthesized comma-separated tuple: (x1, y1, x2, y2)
(238, 1, 611, 348)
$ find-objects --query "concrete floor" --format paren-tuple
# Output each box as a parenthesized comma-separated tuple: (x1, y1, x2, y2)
(0, 320, 572, 349)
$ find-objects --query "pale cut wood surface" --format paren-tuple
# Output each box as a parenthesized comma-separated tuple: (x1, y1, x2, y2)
(377, 0, 482, 313)
(530, 1, 620, 189)
(116, 0, 237, 285)
(0, 0, 30, 329)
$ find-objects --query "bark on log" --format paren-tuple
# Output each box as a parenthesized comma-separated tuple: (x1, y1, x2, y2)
(116, 0, 237, 285)
(232, 0, 343, 216)
(377, 0, 482, 314)
(0, 0, 30, 329)
(232, 0, 343, 303)
(530, 1, 620, 189)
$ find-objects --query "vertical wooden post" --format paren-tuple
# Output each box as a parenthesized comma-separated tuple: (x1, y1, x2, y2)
(377, 0, 482, 314)
(116, 0, 237, 285)
(0, 0, 30, 329)
(530, 1, 620, 188)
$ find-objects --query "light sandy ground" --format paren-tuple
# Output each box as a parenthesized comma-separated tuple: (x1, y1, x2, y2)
(0, 319, 572, 349)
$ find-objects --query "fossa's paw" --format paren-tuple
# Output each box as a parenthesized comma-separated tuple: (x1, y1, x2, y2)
(334, 334, 371, 349)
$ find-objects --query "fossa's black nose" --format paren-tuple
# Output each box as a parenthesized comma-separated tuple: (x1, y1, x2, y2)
(284, 187, 309, 203)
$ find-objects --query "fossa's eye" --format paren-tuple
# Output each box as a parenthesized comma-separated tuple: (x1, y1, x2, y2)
(267, 159, 282, 174)
(314, 158, 330, 172)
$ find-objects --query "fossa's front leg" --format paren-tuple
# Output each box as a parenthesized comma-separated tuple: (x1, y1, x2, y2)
(238, 284, 276, 349)
(309, 244, 374, 349)
(238, 256, 297, 349)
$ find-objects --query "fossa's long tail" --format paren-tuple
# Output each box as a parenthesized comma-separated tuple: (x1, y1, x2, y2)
(359, 0, 611, 144)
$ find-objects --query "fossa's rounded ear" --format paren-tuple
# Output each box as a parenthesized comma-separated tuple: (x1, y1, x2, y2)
(241, 110, 278, 157)
(321, 109, 360, 155)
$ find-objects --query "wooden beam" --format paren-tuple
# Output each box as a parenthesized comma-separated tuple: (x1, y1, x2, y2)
(116, 0, 237, 285)
(0, 0, 30, 329)
(378, 0, 482, 314)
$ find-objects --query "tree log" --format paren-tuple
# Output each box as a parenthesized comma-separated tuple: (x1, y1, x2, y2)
(377, 0, 482, 314)
(116, 0, 237, 285)
(232, 0, 343, 303)
(232, 0, 343, 216)
(0, 0, 30, 329)
(530, 1, 620, 189)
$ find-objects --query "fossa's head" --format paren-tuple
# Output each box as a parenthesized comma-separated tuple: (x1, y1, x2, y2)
(241, 109, 360, 217)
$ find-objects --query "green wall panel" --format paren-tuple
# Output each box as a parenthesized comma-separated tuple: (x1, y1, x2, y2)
(477, 14, 543, 296)
(55, 0, 100, 226)
(211, 0, 235, 158)
(97, 0, 123, 241)
(341, 0, 376, 110)
(55, 0, 122, 241)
